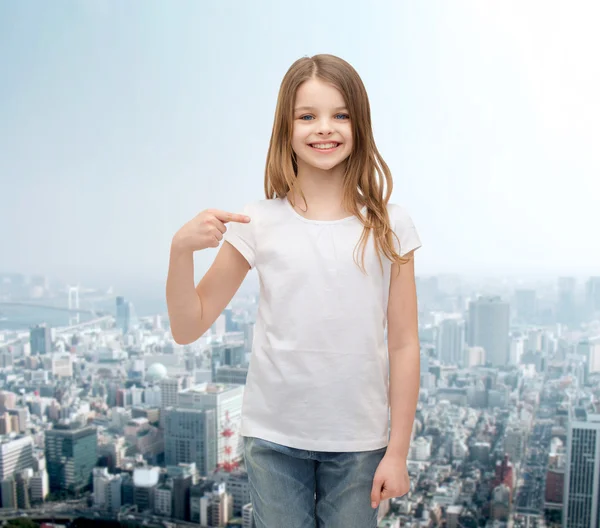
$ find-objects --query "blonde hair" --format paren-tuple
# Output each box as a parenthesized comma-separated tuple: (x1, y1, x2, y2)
(264, 53, 410, 272)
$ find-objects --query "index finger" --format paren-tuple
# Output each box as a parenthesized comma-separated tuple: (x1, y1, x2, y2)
(212, 210, 251, 224)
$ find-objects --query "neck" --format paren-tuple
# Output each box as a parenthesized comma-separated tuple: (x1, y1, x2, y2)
(290, 161, 347, 213)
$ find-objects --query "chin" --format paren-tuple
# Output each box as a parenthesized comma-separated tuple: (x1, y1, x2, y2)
(300, 153, 350, 172)
(318, 162, 344, 172)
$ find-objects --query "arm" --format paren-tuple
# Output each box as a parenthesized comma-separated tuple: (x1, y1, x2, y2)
(386, 251, 420, 459)
(166, 241, 250, 345)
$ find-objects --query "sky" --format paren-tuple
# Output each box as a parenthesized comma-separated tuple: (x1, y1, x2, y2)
(1, 1, 598, 294)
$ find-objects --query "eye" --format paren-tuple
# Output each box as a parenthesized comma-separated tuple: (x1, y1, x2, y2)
(299, 115, 314, 121)
(335, 114, 350, 120)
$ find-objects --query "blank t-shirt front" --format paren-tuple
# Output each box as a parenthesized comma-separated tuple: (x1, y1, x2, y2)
(224, 196, 422, 452)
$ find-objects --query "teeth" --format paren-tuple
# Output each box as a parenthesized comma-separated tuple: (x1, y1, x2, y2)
(311, 143, 339, 149)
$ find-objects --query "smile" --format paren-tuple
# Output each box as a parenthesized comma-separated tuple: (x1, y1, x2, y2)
(309, 142, 341, 152)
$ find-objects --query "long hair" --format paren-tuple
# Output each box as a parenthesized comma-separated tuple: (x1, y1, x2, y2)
(264, 54, 410, 272)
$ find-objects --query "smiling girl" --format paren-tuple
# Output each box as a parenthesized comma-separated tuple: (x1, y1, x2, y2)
(166, 53, 422, 528)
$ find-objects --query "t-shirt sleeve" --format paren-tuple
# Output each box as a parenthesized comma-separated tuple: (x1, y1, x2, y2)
(223, 203, 256, 269)
(389, 203, 422, 257)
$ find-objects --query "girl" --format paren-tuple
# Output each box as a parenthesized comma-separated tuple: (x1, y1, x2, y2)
(166, 54, 421, 528)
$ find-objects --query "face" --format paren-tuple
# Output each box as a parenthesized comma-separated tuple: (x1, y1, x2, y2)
(291, 78, 353, 173)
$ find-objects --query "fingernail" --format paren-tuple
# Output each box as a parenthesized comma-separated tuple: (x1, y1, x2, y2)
(371, 502, 377, 508)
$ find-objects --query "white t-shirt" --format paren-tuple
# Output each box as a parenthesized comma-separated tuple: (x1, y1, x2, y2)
(224, 196, 422, 452)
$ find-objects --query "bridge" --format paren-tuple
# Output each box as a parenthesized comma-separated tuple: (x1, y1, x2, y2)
(0, 301, 109, 316)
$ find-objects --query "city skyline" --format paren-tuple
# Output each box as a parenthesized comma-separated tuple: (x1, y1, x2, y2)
(1, 236, 600, 525)
(1, 1, 599, 288)
(2, 3, 600, 524)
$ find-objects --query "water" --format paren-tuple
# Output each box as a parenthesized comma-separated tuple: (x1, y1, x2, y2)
(0, 294, 168, 332)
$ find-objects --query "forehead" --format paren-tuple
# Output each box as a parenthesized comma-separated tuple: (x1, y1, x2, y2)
(294, 78, 346, 108)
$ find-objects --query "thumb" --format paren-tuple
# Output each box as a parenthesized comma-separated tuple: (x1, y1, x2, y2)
(371, 477, 383, 508)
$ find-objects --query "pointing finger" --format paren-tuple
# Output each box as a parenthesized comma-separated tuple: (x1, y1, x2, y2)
(212, 210, 251, 224)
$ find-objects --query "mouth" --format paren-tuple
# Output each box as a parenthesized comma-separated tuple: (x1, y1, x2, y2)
(308, 142, 341, 153)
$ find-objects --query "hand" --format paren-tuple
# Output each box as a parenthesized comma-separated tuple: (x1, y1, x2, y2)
(172, 209, 250, 253)
(370, 453, 410, 509)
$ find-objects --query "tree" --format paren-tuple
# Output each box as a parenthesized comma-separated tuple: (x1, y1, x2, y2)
(6, 519, 39, 528)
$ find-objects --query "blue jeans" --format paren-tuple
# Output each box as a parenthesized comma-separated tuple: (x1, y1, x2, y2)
(243, 436, 387, 528)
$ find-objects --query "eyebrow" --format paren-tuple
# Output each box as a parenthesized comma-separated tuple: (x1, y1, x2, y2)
(294, 106, 348, 112)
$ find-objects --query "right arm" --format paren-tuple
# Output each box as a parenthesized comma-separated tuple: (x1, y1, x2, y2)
(166, 209, 251, 345)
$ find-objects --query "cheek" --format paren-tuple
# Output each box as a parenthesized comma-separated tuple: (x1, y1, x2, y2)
(291, 127, 304, 150)
(344, 133, 353, 151)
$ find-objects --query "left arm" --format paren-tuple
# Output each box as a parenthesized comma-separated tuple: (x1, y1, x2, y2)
(386, 251, 420, 458)
(371, 250, 420, 508)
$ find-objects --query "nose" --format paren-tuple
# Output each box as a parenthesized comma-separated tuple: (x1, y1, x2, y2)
(317, 119, 335, 136)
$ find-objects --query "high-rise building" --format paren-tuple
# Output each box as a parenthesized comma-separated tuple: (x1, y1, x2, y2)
(45, 423, 98, 493)
(491, 484, 511, 521)
(116, 296, 138, 334)
(0, 413, 12, 435)
(223, 343, 245, 367)
(436, 318, 465, 365)
(164, 408, 217, 476)
(563, 408, 600, 527)
(242, 502, 255, 528)
(509, 336, 525, 366)
(15, 470, 31, 509)
(503, 425, 525, 462)
(0, 435, 34, 481)
(467, 297, 510, 367)
(545, 455, 565, 507)
(43, 353, 73, 378)
(0, 477, 17, 508)
(576, 340, 600, 383)
(211, 341, 246, 371)
(225, 469, 252, 517)
(133, 467, 159, 513)
(7, 408, 28, 434)
(223, 308, 237, 332)
(177, 383, 244, 469)
(29, 469, 49, 503)
(159, 377, 185, 409)
(492, 455, 514, 496)
(106, 474, 122, 512)
(121, 473, 134, 505)
(215, 366, 249, 385)
(0, 391, 17, 411)
(166, 463, 196, 519)
(190, 480, 214, 523)
(30, 324, 52, 355)
(585, 277, 600, 317)
(172, 473, 193, 521)
(514, 289, 537, 322)
(415, 276, 439, 308)
(557, 277, 578, 325)
(154, 484, 172, 517)
(93, 467, 110, 509)
(201, 481, 233, 527)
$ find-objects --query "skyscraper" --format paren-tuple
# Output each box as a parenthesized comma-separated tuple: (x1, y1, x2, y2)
(0, 435, 34, 481)
(164, 408, 217, 476)
(437, 318, 465, 365)
(563, 408, 600, 527)
(585, 277, 600, 318)
(159, 377, 185, 409)
(116, 296, 138, 334)
(45, 423, 98, 493)
(514, 289, 537, 322)
(177, 383, 244, 469)
(29, 324, 51, 355)
(467, 297, 510, 367)
(557, 277, 578, 325)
